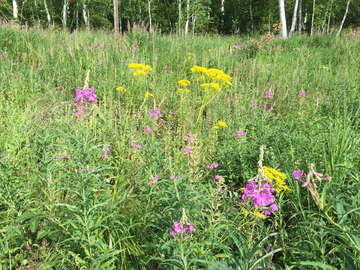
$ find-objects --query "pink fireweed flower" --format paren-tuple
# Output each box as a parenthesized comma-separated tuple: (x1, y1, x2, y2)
(136, 144, 141, 149)
(293, 169, 303, 181)
(145, 127, 152, 134)
(169, 221, 195, 236)
(298, 91, 306, 97)
(266, 92, 273, 98)
(235, 131, 244, 139)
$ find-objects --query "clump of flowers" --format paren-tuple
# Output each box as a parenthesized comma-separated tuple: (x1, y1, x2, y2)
(169, 208, 195, 239)
(293, 163, 331, 206)
(145, 127, 152, 134)
(128, 63, 152, 77)
(266, 92, 273, 98)
(75, 86, 98, 116)
(240, 146, 286, 218)
(235, 130, 245, 139)
(263, 166, 292, 194)
(214, 175, 226, 194)
(207, 162, 218, 169)
(103, 146, 109, 159)
(298, 91, 306, 97)
(1, 153, 12, 163)
(149, 109, 161, 118)
(149, 174, 158, 186)
(129, 141, 141, 150)
(145, 92, 153, 98)
(116, 86, 126, 93)
(214, 120, 228, 130)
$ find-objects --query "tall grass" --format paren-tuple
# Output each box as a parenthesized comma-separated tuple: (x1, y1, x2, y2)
(0, 21, 360, 269)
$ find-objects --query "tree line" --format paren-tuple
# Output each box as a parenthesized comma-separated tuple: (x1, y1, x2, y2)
(0, 0, 359, 36)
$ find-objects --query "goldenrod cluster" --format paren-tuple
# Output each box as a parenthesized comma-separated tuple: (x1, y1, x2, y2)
(178, 80, 190, 87)
(128, 63, 152, 77)
(145, 92, 153, 98)
(213, 121, 228, 130)
(201, 83, 220, 91)
(116, 86, 126, 93)
(254, 210, 266, 219)
(263, 166, 292, 194)
(191, 66, 232, 87)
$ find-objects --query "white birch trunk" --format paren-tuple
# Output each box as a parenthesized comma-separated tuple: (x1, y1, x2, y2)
(119, 4, 122, 33)
(63, 0, 67, 28)
(83, 0, 89, 30)
(310, 0, 315, 36)
(148, 0, 152, 31)
(12, 0, 18, 19)
(337, 0, 350, 37)
(44, 0, 51, 25)
(114, 0, 119, 37)
(76, 3, 79, 30)
(185, 0, 189, 35)
(298, 0, 302, 33)
(303, 12, 307, 30)
(278, 0, 287, 39)
(289, 0, 299, 36)
(221, 0, 225, 33)
(178, 0, 181, 35)
(192, 15, 196, 36)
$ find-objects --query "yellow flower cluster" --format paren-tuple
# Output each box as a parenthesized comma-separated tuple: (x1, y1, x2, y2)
(263, 166, 292, 194)
(254, 210, 266, 219)
(128, 63, 152, 77)
(116, 86, 126, 93)
(145, 92, 153, 98)
(178, 80, 190, 87)
(214, 121, 228, 130)
(201, 83, 220, 91)
(191, 66, 232, 86)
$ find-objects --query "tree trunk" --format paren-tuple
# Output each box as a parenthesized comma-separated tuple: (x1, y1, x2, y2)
(119, 3, 122, 33)
(192, 14, 196, 36)
(83, 0, 89, 30)
(337, 0, 350, 37)
(12, 0, 18, 19)
(298, 0, 302, 33)
(327, 0, 333, 34)
(310, 0, 315, 36)
(221, 0, 225, 33)
(303, 12, 307, 30)
(278, 0, 287, 38)
(185, 0, 189, 35)
(76, 3, 79, 30)
(289, 0, 299, 36)
(249, 0, 253, 36)
(114, 0, 119, 37)
(63, 0, 67, 28)
(44, 0, 51, 25)
(148, 0, 152, 31)
(178, 0, 181, 35)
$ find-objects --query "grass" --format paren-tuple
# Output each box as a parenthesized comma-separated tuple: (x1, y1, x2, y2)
(0, 21, 360, 269)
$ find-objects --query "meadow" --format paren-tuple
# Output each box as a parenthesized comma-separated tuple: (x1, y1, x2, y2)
(0, 20, 360, 269)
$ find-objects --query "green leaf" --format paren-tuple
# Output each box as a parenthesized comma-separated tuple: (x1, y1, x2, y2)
(292, 261, 338, 269)
(36, 230, 48, 239)
(16, 212, 34, 223)
(30, 217, 39, 233)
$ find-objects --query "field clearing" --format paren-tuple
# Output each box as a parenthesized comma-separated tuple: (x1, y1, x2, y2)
(0, 22, 360, 269)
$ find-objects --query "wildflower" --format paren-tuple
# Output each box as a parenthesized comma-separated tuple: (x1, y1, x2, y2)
(116, 86, 127, 93)
(293, 169, 303, 181)
(145, 127, 152, 134)
(298, 91, 306, 97)
(145, 92, 153, 98)
(79, 169, 83, 172)
(156, 109, 162, 118)
(178, 80, 190, 87)
(235, 131, 245, 138)
(136, 144, 141, 149)
(266, 247, 271, 253)
(266, 92, 273, 98)
(56, 155, 60, 159)
(263, 166, 292, 194)
(66, 154, 70, 158)
(217, 121, 228, 128)
(169, 111, 174, 115)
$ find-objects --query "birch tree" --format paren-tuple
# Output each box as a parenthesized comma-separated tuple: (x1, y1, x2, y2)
(298, 0, 302, 33)
(62, 0, 67, 28)
(83, 0, 89, 30)
(327, 0, 333, 33)
(310, 0, 315, 36)
(289, 0, 299, 36)
(178, 0, 181, 35)
(43, 0, 51, 25)
(148, 0, 152, 31)
(337, 0, 351, 37)
(114, 0, 119, 37)
(12, 0, 18, 19)
(221, 0, 225, 33)
(278, 0, 287, 38)
(185, 0, 189, 35)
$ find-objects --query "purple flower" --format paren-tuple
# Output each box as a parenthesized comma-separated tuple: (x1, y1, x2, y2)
(56, 155, 60, 159)
(136, 144, 141, 148)
(145, 127, 152, 134)
(266, 246, 271, 253)
(266, 92, 273, 98)
(66, 154, 70, 158)
(79, 169, 83, 172)
(293, 169, 303, 181)
(298, 91, 306, 97)
(270, 204, 278, 212)
(235, 131, 245, 138)
(186, 224, 195, 234)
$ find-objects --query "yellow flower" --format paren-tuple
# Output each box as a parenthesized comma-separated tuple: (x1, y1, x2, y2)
(217, 121, 228, 128)
(186, 89, 190, 93)
(263, 166, 292, 195)
(254, 211, 266, 219)
(178, 80, 190, 87)
(133, 70, 146, 77)
(145, 92, 153, 98)
(129, 63, 152, 75)
(243, 210, 249, 218)
(213, 126, 220, 130)
(178, 88, 184, 92)
(187, 52, 192, 55)
(116, 86, 127, 93)
(143, 65, 152, 72)
(190, 66, 207, 74)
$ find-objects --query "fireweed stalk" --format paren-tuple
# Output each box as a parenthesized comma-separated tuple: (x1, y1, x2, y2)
(113, 64, 152, 200)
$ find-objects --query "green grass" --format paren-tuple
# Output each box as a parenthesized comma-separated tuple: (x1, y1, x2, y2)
(0, 22, 360, 269)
